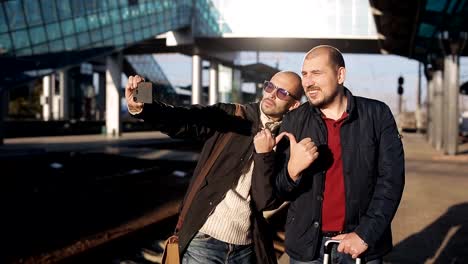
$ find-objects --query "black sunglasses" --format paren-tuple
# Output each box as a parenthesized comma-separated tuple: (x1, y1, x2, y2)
(263, 81, 299, 101)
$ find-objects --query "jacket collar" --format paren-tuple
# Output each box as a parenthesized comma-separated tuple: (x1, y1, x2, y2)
(344, 87, 357, 120)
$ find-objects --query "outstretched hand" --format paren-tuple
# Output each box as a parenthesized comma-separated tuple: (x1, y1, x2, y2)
(125, 75, 145, 113)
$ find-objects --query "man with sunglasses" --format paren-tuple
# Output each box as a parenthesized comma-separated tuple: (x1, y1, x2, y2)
(125, 71, 303, 264)
(257, 45, 405, 264)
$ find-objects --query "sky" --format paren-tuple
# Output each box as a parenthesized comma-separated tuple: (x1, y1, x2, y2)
(153, 0, 468, 115)
(212, 0, 376, 38)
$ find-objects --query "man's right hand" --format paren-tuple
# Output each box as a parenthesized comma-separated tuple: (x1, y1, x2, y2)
(276, 132, 319, 181)
(125, 75, 144, 113)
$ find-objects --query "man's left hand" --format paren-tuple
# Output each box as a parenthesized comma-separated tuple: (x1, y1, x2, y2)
(254, 129, 275, 153)
(254, 130, 289, 153)
(332, 232, 368, 259)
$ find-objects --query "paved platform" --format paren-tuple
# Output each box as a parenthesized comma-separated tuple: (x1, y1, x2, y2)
(0, 132, 201, 264)
(1, 132, 467, 263)
(385, 133, 468, 264)
(0, 131, 201, 161)
(278, 133, 468, 264)
(2, 131, 169, 153)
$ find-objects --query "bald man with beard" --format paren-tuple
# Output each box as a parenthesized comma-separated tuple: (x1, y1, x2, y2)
(125, 71, 303, 264)
(257, 46, 404, 264)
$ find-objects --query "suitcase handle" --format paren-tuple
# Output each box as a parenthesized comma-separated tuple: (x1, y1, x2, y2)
(323, 239, 362, 264)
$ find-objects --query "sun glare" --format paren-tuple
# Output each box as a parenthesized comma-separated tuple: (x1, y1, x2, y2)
(214, 0, 377, 38)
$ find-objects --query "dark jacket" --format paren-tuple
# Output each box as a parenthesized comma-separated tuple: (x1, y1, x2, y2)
(275, 88, 405, 262)
(133, 101, 278, 264)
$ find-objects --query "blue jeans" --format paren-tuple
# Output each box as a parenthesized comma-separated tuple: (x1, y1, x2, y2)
(290, 236, 383, 264)
(182, 232, 254, 264)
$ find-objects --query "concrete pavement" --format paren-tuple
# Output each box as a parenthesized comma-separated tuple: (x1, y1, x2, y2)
(278, 133, 468, 264)
(385, 133, 468, 264)
(2, 131, 467, 263)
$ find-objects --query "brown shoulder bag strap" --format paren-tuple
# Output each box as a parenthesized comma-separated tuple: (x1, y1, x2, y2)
(175, 104, 245, 233)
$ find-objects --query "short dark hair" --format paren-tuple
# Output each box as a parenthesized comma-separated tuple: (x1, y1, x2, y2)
(305, 45, 345, 69)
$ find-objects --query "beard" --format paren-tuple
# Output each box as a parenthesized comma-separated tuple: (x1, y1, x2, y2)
(305, 86, 337, 109)
(307, 95, 330, 108)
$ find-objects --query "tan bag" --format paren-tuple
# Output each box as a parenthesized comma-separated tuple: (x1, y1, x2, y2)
(161, 104, 245, 264)
(161, 235, 180, 264)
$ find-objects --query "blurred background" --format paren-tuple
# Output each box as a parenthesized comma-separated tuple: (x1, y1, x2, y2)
(0, 0, 467, 263)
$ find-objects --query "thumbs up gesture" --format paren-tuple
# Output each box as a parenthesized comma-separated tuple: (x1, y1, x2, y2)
(276, 132, 319, 181)
(253, 128, 288, 153)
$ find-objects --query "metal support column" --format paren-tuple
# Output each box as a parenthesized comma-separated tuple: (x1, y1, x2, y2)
(443, 55, 459, 155)
(209, 62, 219, 105)
(432, 70, 444, 150)
(426, 74, 434, 144)
(42, 74, 54, 121)
(97, 72, 106, 121)
(105, 53, 123, 138)
(59, 69, 70, 120)
(415, 62, 423, 132)
(438, 31, 467, 155)
(232, 68, 242, 103)
(218, 64, 233, 103)
(192, 55, 202, 105)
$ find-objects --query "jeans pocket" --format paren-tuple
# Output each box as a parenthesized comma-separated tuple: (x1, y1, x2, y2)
(193, 232, 212, 241)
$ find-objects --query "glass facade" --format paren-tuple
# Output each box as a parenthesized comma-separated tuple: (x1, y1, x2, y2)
(194, 0, 231, 36)
(126, 55, 171, 86)
(0, 0, 229, 57)
(126, 55, 178, 104)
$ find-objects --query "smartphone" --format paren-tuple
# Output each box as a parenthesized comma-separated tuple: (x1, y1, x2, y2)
(133, 82, 153, 104)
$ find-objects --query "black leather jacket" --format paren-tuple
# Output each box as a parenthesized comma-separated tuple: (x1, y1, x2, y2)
(133, 102, 278, 264)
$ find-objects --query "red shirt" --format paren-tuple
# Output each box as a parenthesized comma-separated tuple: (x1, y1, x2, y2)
(321, 111, 348, 232)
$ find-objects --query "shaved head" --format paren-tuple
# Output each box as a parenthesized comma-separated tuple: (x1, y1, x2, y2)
(260, 70, 303, 121)
(304, 45, 345, 70)
(271, 71, 303, 99)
